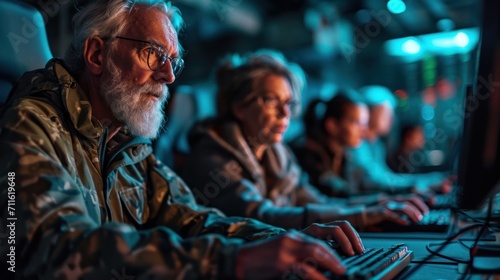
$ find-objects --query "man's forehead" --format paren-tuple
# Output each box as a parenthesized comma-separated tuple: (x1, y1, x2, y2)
(125, 6, 178, 50)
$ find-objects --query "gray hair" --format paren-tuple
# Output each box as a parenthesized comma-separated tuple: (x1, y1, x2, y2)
(64, 0, 184, 77)
(216, 49, 306, 120)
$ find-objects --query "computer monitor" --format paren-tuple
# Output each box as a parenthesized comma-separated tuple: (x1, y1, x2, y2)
(455, 0, 500, 210)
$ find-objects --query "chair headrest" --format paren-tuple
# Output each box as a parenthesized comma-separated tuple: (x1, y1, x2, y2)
(0, 0, 53, 83)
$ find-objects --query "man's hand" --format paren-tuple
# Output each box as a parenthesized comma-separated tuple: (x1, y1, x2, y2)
(365, 200, 425, 226)
(391, 194, 430, 214)
(235, 230, 350, 280)
(300, 221, 365, 256)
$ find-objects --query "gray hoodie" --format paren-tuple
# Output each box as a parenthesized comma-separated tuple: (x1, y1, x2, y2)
(182, 118, 367, 229)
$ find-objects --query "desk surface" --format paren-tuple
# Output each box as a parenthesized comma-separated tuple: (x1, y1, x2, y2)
(359, 234, 497, 280)
(359, 237, 460, 279)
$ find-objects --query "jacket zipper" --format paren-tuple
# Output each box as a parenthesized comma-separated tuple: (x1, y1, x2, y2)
(99, 132, 151, 222)
(97, 128, 111, 221)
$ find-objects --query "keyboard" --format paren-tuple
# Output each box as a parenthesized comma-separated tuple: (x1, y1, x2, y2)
(430, 194, 456, 209)
(327, 243, 414, 279)
(364, 209, 452, 233)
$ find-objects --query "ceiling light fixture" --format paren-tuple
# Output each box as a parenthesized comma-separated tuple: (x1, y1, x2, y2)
(387, 0, 406, 14)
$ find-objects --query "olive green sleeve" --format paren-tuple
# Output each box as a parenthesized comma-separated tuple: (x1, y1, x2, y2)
(0, 101, 283, 279)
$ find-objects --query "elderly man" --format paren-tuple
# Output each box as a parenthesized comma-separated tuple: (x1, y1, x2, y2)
(0, 0, 363, 279)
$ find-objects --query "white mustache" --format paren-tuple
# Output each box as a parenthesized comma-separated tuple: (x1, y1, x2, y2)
(139, 84, 169, 102)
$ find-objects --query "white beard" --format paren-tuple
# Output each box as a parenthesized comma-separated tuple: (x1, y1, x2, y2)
(101, 58, 169, 139)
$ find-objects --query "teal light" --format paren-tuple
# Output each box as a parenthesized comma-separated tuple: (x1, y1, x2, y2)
(437, 18, 455, 31)
(454, 32, 470, 48)
(387, 0, 406, 14)
(402, 39, 421, 54)
(421, 105, 435, 121)
(424, 122, 437, 138)
(385, 28, 479, 58)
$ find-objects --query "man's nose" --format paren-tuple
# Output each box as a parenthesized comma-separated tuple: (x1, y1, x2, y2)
(152, 61, 175, 84)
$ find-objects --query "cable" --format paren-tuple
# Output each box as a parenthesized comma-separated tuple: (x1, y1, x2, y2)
(426, 220, 498, 265)
(425, 241, 469, 264)
(458, 198, 494, 280)
(458, 239, 472, 250)
(455, 207, 500, 225)
(455, 209, 489, 224)
(401, 222, 486, 279)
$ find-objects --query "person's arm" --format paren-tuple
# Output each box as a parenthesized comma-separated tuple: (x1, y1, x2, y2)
(293, 167, 427, 228)
(147, 156, 286, 241)
(0, 104, 280, 279)
(347, 141, 444, 193)
(292, 144, 351, 197)
(183, 153, 368, 229)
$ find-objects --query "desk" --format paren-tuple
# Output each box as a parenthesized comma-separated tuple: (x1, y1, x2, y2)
(360, 236, 460, 279)
(359, 233, 498, 280)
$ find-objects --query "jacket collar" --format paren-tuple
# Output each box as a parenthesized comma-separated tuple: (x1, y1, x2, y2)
(209, 121, 264, 179)
(205, 120, 298, 185)
(47, 60, 152, 161)
(48, 59, 104, 141)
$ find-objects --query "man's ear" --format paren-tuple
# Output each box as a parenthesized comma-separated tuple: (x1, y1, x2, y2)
(324, 117, 339, 136)
(83, 36, 106, 75)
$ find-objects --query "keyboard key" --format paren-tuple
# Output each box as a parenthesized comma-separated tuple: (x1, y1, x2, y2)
(328, 243, 414, 280)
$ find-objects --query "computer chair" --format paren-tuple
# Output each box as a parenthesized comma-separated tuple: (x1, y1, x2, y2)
(154, 84, 217, 172)
(0, 0, 53, 106)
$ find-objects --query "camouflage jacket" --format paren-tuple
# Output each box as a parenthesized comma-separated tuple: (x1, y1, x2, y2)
(0, 59, 285, 280)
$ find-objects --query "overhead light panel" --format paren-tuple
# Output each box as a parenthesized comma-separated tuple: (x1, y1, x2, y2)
(385, 28, 479, 59)
(387, 0, 407, 14)
(402, 39, 421, 54)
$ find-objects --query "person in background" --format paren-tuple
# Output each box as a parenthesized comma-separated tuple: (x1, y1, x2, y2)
(0, 1, 366, 278)
(183, 50, 428, 232)
(293, 92, 427, 208)
(293, 92, 368, 197)
(346, 85, 450, 195)
(387, 124, 427, 174)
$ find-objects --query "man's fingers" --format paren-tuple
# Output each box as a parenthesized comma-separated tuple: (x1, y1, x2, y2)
(404, 196, 430, 214)
(402, 203, 423, 223)
(411, 197, 430, 214)
(305, 242, 347, 276)
(329, 221, 365, 253)
(287, 233, 347, 277)
(325, 226, 356, 256)
(303, 224, 355, 256)
(385, 212, 410, 225)
(386, 202, 422, 223)
(299, 221, 365, 260)
(302, 223, 333, 239)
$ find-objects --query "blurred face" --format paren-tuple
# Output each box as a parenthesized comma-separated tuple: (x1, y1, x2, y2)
(403, 127, 425, 150)
(100, 7, 178, 139)
(233, 74, 293, 146)
(369, 103, 394, 136)
(327, 104, 365, 148)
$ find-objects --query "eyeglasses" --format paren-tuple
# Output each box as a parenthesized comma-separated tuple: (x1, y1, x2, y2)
(113, 36, 184, 77)
(255, 96, 299, 113)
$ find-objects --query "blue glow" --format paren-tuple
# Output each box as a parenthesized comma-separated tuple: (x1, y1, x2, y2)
(402, 39, 421, 54)
(454, 32, 470, 47)
(431, 31, 470, 48)
(387, 0, 406, 14)
(424, 122, 436, 138)
(437, 18, 455, 31)
(421, 105, 435, 121)
(385, 27, 479, 58)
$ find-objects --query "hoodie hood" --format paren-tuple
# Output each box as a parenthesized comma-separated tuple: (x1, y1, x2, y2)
(188, 118, 264, 180)
(187, 118, 302, 203)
